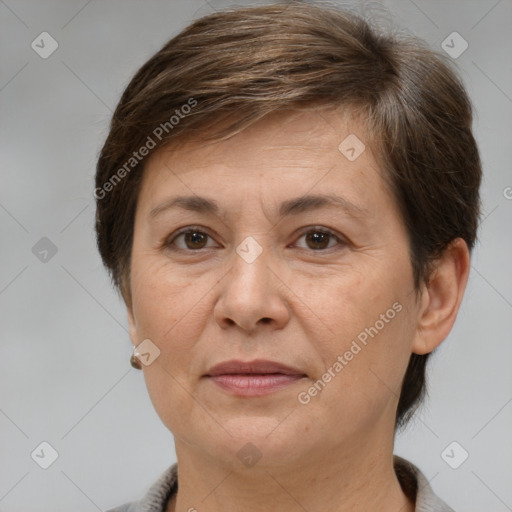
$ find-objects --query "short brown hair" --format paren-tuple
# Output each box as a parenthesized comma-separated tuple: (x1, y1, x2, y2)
(95, 1, 482, 430)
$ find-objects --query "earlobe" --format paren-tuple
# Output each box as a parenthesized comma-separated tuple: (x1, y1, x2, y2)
(411, 238, 470, 355)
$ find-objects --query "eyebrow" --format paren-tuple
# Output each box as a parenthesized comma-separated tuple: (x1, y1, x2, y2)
(149, 193, 368, 219)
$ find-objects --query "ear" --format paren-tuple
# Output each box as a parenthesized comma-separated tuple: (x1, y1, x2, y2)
(412, 238, 471, 355)
(127, 304, 139, 348)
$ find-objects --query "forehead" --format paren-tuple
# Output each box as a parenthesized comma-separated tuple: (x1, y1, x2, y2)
(137, 108, 389, 219)
(162, 108, 373, 164)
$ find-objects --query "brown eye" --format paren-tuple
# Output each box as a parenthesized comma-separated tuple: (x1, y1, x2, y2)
(295, 228, 343, 251)
(183, 231, 208, 249)
(306, 231, 331, 249)
(167, 228, 215, 251)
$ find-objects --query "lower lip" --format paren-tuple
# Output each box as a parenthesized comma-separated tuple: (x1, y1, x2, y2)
(207, 374, 305, 396)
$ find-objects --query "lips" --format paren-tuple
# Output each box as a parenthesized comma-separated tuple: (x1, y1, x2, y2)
(204, 359, 307, 397)
(206, 359, 306, 377)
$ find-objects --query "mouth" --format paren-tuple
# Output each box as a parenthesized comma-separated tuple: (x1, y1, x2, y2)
(204, 359, 307, 397)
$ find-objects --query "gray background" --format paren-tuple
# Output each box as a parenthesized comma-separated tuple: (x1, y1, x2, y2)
(1, 0, 511, 510)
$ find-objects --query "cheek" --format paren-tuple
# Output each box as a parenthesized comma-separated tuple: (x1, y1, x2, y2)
(130, 258, 198, 362)
(130, 262, 212, 431)
(130, 253, 201, 338)
(296, 259, 415, 425)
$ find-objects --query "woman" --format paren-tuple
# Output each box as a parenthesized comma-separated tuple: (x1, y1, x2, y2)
(96, 3, 481, 511)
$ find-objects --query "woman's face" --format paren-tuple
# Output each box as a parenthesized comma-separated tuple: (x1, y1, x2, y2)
(127, 109, 424, 467)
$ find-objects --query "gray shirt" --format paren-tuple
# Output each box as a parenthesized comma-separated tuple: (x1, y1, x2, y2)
(106, 455, 455, 512)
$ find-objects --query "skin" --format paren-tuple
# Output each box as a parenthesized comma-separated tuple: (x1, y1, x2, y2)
(126, 108, 470, 512)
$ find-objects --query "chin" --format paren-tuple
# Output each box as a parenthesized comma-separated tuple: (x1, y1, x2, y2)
(194, 415, 316, 468)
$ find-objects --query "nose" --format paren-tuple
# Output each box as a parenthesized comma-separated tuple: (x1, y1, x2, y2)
(213, 245, 290, 332)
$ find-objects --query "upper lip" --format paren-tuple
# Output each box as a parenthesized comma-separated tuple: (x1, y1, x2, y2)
(205, 359, 306, 377)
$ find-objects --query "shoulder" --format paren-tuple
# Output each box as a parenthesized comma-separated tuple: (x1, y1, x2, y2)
(394, 455, 456, 512)
(105, 463, 178, 512)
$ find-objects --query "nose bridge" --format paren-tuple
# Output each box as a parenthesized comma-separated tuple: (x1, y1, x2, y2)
(230, 234, 272, 298)
(214, 234, 289, 331)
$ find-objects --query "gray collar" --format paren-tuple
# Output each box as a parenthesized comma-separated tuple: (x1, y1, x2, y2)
(118, 455, 455, 512)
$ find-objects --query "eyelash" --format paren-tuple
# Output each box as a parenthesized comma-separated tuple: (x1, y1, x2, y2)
(164, 225, 347, 253)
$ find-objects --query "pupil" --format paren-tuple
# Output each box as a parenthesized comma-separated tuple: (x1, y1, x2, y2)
(186, 232, 205, 248)
(307, 232, 328, 249)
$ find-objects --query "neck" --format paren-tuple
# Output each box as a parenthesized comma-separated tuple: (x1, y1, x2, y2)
(166, 437, 414, 512)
